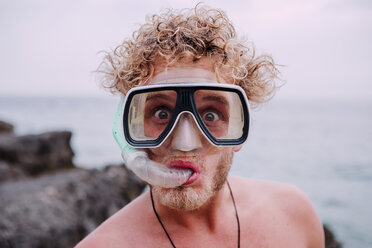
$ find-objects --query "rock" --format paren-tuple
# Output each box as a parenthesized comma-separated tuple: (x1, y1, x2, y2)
(324, 224, 342, 248)
(0, 120, 14, 135)
(0, 131, 74, 176)
(0, 164, 146, 248)
(0, 125, 146, 247)
(0, 161, 26, 183)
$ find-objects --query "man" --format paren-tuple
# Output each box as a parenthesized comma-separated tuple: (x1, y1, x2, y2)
(77, 5, 324, 248)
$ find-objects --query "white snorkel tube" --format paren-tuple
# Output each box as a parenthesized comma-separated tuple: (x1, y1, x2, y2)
(113, 96, 192, 188)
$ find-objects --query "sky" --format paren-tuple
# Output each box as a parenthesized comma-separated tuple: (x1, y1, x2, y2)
(0, 0, 371, 99)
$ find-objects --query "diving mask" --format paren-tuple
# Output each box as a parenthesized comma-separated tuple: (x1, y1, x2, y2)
(121, 82, 250, 147)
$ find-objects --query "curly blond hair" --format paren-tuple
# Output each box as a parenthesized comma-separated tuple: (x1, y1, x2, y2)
(99, 5, 281, 105)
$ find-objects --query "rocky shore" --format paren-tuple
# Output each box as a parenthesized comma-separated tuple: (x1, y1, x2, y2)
(0, 120, 341, 248)
(0, 120, 146, 248)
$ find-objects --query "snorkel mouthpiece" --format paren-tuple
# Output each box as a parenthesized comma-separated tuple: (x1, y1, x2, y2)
(113, 96, 192, 188)
(120, 145, 192, 188)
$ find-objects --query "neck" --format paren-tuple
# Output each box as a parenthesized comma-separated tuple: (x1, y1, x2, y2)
(151, 181, 231, 231)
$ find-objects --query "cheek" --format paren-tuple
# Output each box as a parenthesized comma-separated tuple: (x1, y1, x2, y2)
(145, 139, 173, 160)
(201, 147, 234, 168)
(146, 147, 162, 161)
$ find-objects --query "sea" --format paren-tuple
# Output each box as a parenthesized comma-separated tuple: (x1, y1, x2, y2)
(0, 95, 371, 248)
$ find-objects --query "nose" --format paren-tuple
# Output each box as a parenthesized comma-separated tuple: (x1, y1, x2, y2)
(170, 113, 203, 152)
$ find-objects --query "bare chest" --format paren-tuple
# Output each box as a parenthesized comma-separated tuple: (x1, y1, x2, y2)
(238, 209, 307, 248)
(127, 227, 305, 248)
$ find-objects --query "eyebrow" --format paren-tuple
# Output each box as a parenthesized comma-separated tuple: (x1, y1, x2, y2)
(146, 92, 175, 101)
(201, 95, 229, 105)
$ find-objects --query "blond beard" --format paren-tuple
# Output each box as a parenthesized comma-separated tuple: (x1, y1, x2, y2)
(152, 149, 234, 211)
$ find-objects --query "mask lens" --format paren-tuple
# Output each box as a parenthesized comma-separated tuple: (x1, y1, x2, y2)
(194, 89, 244, 140)
(128, 90, 177, 141)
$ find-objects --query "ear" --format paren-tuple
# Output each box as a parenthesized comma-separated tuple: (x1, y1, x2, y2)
(233, 145, 243, 152)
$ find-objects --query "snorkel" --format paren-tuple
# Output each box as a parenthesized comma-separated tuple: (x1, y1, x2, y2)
(113, 96, 193, 188)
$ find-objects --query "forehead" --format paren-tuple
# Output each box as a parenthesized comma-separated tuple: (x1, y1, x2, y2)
(150, 58, 231, 85)
(151, 67, 223, 84)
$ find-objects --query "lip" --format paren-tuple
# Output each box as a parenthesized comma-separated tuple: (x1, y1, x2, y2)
(168, 160, 200, 185)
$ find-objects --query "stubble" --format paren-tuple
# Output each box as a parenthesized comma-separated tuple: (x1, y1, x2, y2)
(152, 149, 234, 211)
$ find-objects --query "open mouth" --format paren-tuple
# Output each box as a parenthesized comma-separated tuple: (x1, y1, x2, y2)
(168, 160, 199, 185)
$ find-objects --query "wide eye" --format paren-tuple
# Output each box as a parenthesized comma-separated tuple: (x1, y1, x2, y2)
(203, 112, 219, 122)
(154, 109, 170, 120)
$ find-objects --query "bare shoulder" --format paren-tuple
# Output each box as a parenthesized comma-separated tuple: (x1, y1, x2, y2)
(75, 190, 155, 248)
(229, 176, 325, 248)
(229, 176, 319, 216)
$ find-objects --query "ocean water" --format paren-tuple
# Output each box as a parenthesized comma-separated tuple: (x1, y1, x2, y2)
(0, 95, 371, 247)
